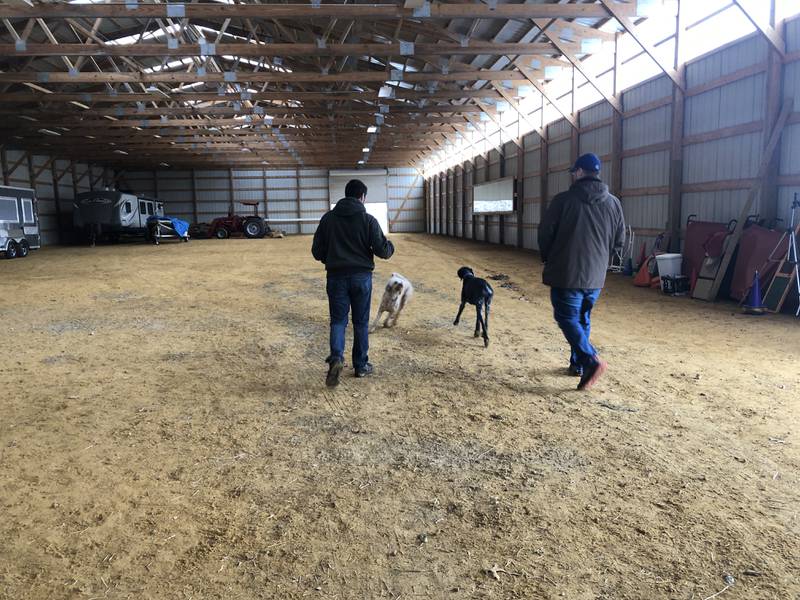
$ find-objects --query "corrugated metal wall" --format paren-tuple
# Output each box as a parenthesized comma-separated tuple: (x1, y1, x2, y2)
(621, 74, 672, 253)
(427, 16, 800, 258)
(2, 159, 423, 244)
(682, 35, 769, 225)
(779, 16, 800, 226)
(2, 149, 103, 245)
(503, 140, 519, 246)
(123, 167, 424, 235)
(522, 131, 543, 250)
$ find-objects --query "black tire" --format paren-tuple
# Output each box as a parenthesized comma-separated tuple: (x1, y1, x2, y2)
(215, 227, 229, 239)
(4, 240, 19, 259)
(18, 239, 29, 257)
(243, 218, 265, 239)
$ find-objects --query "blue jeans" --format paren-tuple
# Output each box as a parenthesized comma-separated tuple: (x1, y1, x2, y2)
(326, 272, 372, 370)
(550, 288, 601, 371)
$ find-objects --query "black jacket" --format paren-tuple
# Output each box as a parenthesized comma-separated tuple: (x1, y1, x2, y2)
(312, 197, 394, 275)
(538, 176, 625, 289)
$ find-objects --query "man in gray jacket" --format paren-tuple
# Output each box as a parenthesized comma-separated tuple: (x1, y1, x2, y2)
(538, 153, 625, 391)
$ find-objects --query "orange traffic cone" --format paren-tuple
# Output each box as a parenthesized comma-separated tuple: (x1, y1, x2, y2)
(634, 258, 653, 287)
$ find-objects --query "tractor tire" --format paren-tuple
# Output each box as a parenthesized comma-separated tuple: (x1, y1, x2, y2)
(4, 240, 19, 259)
(243, 218, 265, 239)
(215, 227, 229, 239)
(18, 239, 30, 258)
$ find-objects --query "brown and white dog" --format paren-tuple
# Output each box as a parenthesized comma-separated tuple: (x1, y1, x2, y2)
(370, 273, 413, 332)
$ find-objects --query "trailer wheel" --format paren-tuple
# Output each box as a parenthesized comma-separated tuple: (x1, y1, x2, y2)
(18, 239, 29, 258)
(215, 227, 229, 239)
(4, 240, 19, 259)
(244, 218, 265, 239)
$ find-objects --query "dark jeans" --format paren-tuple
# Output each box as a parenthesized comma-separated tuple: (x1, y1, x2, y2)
(326, 272, 372, 370)
(550, 288, 601, 371)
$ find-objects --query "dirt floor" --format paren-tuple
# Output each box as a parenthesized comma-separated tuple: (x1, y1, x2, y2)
(1, 233, 798, 600)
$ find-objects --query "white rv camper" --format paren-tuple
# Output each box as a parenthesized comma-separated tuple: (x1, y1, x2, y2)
(0, 186, 40, 259)
(73, 190, 164, 244)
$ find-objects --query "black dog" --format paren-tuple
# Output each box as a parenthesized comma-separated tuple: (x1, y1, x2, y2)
(454, 266, 493, 347)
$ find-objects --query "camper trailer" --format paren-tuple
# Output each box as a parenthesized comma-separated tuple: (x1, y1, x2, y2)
(73, 190, 164, 244)
(0, 186, 40, 259)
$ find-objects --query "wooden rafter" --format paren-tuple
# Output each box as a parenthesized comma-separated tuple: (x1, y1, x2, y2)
(0, 41, 564, 57)
(731, 0, 785, 57)
(0, 69, 529, 84)
(598, 0, 685, 90)
(0, 4, 636, 20)
(533, 19, 622, 114)
(0, 0, 649, 169)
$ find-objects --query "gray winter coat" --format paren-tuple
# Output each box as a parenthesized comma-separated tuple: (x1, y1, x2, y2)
(538, 176, 625, 290)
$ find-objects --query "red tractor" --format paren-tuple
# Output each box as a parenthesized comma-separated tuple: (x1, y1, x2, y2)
(195, 201, 270, 239)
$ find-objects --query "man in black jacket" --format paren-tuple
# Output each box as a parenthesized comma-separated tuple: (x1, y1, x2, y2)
(538, 153, 625, 391)
(312, 179, 395, 387)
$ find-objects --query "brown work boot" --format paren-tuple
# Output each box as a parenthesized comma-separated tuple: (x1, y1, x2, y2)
(577, 357, 607, 391)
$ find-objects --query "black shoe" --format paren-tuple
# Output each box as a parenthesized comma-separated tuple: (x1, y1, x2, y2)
(326, 359, 344, 387)
(577, 357, 608, 391)
(568, 364, 583, 377)
(355, 363, 374, 378)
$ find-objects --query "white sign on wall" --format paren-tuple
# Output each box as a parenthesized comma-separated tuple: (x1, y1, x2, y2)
(472, 176, 516, 215)
(330, 200, 389, 234)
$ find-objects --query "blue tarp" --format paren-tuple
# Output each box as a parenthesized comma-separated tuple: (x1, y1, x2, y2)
(148, 216, 189, 238)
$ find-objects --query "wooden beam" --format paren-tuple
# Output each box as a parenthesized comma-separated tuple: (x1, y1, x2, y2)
(112, 169, 128, 186)
(599, 0, 685, 91)
(732, 0, 785, 57)
(0, 70, 529, 85)
(534, 19, 623, 114)
(685, 62, 767, 97)
(474, 100, 522, 150)
(31, 155, 56, 182)
(0, 89, 503, 103)
(4, 151, 28, 179)
(668, 68, 686, 252)
(516, 135, 524, 249)
(761, 5, 785, 223)
(70, 160, 77, 199)
(668, 0, 686, 252)
(512, 60, 578, 129)
(227, 168, 234, 214)
(191, 168, 198, 224)
(1, 146, 9, 185)
(681, 120, 764, 146)
(26, 151, 35, 190)
(461, 162, 467, 239)
(0, 4, 634, 20)
(3, 105, 487, 118)
(492, 83, 544, 138)
(540, 127, 549, 221)
(0, 41, 561, 58)
(73, 164, 90, 186)
(610, 32, 623, 198)
(51, 160, 63, 243)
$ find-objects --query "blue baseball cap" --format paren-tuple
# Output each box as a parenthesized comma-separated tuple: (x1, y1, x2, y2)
(570, 153, 601, 173)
